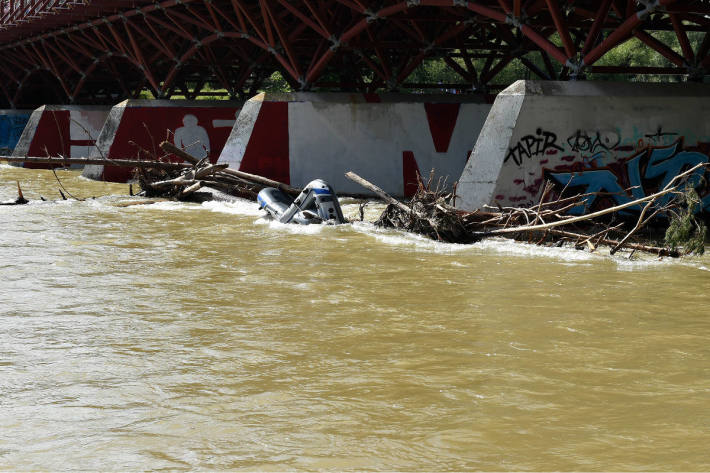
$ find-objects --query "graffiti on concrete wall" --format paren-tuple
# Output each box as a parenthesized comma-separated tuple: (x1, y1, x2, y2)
(566, 129, 621, 154)
(506, 126, 687, 171)
(0, 113, 30, 154)
(642, 126, 679, 147)
(505, 128, 563, 166)
(497, 124, 710, 217)
(543, 139, 710, 215)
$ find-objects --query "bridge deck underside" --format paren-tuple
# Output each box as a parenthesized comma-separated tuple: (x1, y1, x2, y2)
(0, 0, 708, 107)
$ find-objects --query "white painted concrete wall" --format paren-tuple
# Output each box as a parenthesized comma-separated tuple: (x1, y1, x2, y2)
(219, 92, 492, 196)
(457, 80, 710, 212)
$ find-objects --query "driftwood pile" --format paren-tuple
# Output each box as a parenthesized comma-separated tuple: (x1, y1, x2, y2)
(1, 143, 301, 204)
(135, 141, 300, 201)
(346, 163, 709, 258)
(346, 171, 477, 244)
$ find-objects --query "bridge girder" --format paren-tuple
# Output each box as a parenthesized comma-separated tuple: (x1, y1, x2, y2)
(0, 0, 708, 107)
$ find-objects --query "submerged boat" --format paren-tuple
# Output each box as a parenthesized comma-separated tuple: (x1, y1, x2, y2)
(257, 179, 346, 225)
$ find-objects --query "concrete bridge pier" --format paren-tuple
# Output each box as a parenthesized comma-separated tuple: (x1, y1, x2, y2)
(82, 100, 242, 182)
(456, 80, 710, 214)
(217, 92, 492, 197)
(11, 105, 111, 168)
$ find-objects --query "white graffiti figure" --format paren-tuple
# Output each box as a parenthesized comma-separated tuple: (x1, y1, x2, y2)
(174, 114, 210, 159)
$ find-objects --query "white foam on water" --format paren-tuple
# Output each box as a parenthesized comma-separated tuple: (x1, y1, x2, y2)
(349, 218, 710, 269)
(350, 221, 472, 253)
(480, 240, 710, 270)
(612, 255, 675, 271)
(350, 221, 598, 260)
(201, 199, 262, 216)
(54, 198, 81, 206)
(77, 174, 108, 182)
(610, 247, 710, 271)
(254, 217, 328, 235)
(80, 198, 127, 215)
(473, 237, 596, 261)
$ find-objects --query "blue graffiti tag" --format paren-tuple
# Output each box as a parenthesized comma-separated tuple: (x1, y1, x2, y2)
(547, 141, 710, 215)
(547, 169, 633, 214)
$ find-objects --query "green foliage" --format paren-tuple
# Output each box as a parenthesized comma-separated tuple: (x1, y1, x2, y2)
(408, 58, 466, 87)
(260, 71, 291, 93)
(198, 83, 233, 100)
(402, 29, 708, 92)
(664, 185, 707, 255)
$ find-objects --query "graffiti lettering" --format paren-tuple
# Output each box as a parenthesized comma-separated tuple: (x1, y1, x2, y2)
(545, 140, 710, 216)
(566, 129, 621, 153)
(505, 128, 563, 166)
(644, 126, 678, 144)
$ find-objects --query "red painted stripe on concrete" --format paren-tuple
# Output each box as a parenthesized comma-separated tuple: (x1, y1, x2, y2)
(239, 101, 290, 185)
(402, 150, 421, 198)
(25, 110, 69, 169)
(101, 106, 238, 182)
(424, 103, 460, 153)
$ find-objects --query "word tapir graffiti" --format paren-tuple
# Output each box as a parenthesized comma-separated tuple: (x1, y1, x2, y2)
(505, 128, 563, 166)
(545, 140, 710, 215)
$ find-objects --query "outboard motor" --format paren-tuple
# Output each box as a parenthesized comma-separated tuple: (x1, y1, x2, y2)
(257, 179, 346, 225)
(258, 187, 309, 224)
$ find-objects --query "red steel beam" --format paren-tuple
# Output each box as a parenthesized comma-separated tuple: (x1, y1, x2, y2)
(544, 0, 575, 58)
(584, 0, 681, 66)
(581, 0, 613, 55)
(669, 12, 694, 63)
(634, 29, 686, 67)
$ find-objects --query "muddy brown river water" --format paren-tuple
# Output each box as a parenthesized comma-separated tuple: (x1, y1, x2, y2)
(1, 166, 710, 471)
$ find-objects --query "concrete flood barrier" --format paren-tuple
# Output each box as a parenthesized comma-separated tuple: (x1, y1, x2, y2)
(0, 110, 32, 156)
(83, 100, 241, 182)
(11, 105, 110, 168)
(217, 92, 492, 197)
(456, 80, 710, 215)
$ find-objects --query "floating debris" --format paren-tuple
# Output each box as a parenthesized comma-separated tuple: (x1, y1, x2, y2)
(0, 182, 29, 206)
(135, 141, 300, 203)
(346, 163, 709, 258)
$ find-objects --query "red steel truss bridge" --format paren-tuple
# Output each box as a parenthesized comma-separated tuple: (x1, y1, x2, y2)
(0, 0, 708, 107)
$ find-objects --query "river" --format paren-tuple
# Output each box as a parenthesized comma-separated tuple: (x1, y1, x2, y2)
(1, 165, 709, 471)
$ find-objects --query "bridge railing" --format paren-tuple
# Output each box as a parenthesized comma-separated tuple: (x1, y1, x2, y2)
(0, 0, 80, 27)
